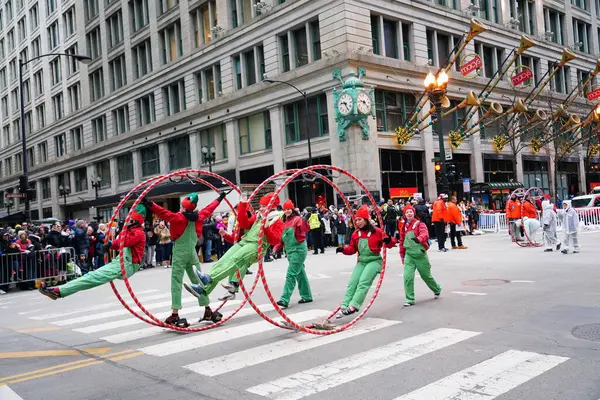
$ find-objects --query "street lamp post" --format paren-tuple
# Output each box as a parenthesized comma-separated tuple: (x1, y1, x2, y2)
(19, 53, 91, 223)
(58, 184, 71, 207)
(201, 146, 216, 172)
(6, 199, 13, 216)
(424, 71, 450, 194)
(90, 175, 102, 222)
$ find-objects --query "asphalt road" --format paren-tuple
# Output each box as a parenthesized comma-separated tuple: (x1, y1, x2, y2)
(1, 231, 600, 400)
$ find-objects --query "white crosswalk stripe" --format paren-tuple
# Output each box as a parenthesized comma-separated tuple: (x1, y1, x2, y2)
(395, 350, 569, 400)
(246, 328, 480, 400)
(138, 309, 330, 357)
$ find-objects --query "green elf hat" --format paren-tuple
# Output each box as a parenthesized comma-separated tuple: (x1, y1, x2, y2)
(182, 193, 199, 212)
(130, 204, 147, 225)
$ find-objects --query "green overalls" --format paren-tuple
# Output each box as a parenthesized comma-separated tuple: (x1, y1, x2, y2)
(279, 222, 312, 306)
(59, 248, 140, 298)
(196, 217, 268, 306)
(171, 222, 203, 310)
(403, 229, 441, 304)
(342, 236, 382, 310)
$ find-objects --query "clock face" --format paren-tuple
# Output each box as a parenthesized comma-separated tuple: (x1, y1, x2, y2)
(357, 91, 371, 115)
(337, 93, 354, 116)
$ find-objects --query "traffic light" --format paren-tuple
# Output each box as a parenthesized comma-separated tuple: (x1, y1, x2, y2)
(18, 175, 27, 194)
(434, 163, 442, 184)
(434, 164, 441, 172)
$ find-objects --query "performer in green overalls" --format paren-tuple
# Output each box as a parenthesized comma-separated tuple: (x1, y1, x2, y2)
(273, 199, 312, 308)
(144, 191, 227, 326)
(38, 204, 149, 300)
(335, 205, 395, 317)
(399, 204, 442, 306)
(183, 192, 284, 306)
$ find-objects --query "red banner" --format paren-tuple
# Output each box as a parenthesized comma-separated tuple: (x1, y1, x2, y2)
(590, 182, 600, 190)
(587, 87, 600, 101)
(511, 68, 533, 86)
(460, 55, 482, 76)
(389, 187, 418, 198)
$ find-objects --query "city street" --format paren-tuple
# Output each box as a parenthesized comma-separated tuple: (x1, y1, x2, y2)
(1, 231, 600, 400)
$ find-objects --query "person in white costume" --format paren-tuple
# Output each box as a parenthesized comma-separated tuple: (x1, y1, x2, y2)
(560, 201, 580, 254)
(541, 200, 561, 252)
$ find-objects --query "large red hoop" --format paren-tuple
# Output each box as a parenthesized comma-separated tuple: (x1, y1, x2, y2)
(507, 188, 529, 247)
(251, 165, 386, 335)
(107, 169, 252, 332)
(234, 167, 361, 332)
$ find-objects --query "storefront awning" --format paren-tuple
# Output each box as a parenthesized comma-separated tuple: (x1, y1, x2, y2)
(470, 182, 524, 192)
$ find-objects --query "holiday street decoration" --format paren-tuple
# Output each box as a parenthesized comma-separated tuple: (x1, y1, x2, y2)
(493, 135, 508, 152)
(395, 126, 414, 146)
(448, 130, 465, 150)
(333, 67, 375, 141)
(588, 143, 599, 157)
(531, 138, 542, 154)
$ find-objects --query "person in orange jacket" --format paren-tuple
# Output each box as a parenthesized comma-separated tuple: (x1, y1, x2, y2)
(522, 194, 538, 219)
(505, 193, 522, 241)
(431, 194, 450, 252)
(447, 196, 467, 249)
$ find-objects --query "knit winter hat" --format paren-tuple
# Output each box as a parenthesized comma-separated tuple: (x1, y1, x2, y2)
(403, 204, 416, 217)
(129, 204, 147, 225)
(182, 193, 199, 212)
(355, 205, 370, 220)
(259, 193, 280, 207)
(283, 199, 294, 210)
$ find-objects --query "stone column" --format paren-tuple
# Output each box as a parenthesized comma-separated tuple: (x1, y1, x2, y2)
(50, 175, 61, 220)
(132, 150, 140, 184)
(158, 142, 169, 174)
(421, 102, 437, 201)
(190, 130, 200, 168)
(268, 105, 285, 173)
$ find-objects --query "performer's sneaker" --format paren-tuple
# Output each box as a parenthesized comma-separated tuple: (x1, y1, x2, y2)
(191, 266, 212, 289)
(220, 282, 238, 293)
(276, 300, 288, 308)
(556, 243, 562, 251)
(298, 299, 313, 304)
(183, 282, 206, 298)
(341, 306, 357, 316)
(434, 286, 442, 299)
(164, 314, 180, 325)
(39, 284, 60, 300)
(544, 249, 553, 252)
(404, 302, 415, 307)
(218, 292, 236, 301)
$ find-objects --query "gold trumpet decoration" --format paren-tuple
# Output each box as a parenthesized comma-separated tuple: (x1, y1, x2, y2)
(461, 102, 507, 137)
(444, 18, 488, 73)
(442, 91, 481, 117)
(561, 107, 600, 135)
(526, 48, 577, 106)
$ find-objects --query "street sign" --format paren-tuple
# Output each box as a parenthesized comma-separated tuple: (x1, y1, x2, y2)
(462, 178, 471, 193)
(444, 148, 453, 161)
(5, 193, 25, 198)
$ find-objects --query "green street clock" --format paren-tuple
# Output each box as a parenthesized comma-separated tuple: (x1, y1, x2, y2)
(333, 67, 375, 141)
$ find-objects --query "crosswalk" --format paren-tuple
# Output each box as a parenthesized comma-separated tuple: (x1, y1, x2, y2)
(7, 290, 571, 400)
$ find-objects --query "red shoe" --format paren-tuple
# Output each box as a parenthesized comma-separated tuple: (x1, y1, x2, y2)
(39, 284, 60, 300)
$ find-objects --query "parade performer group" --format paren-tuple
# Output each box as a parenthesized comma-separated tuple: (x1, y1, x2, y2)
(143, 191, 227, 327)
(39, 204, 149, 300)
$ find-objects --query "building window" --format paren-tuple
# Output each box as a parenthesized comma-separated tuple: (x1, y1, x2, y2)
(159, 0, 178, 14)
(474, 0, 499, 23)
(49, 57, 62, 86)
(68, 83, 81, 112)
(192, 1, 216, 48)
(12, 118, 19, 141)
(572, 19, 591, 54)
(33, 70, 44, 96)
(27, 148, 35, 168)
(29, 3, 39, 30)
(375, 89, 415, 132)
(577, 69, 591, 94)
(2, 126, 9, 147)
(427, 29, 461, 70)
(64, 7, 76, 38)
(109, 54, 127, 91)
(7, 29, 14, 52)
(36, 104, 45, 128)
(543, 7, 564, 45)
(95, 160, 111, 187)
(17, 17, 26, 43)
(85, 0, 99, 21)
(117, 153, 134, 182)
(54, 133, 66, 157)
(92, 115, 107, 143)
(160, 21, 183, 64)
(48, 21, 59, 50)
(15, 153, 22, 172)
(140, 145, 159, 176)
(86, 27, 102, 60)
(163, 79, 185, 116)
(511, 0, 535, 35)
(107, 10, 124, 48)
(89, 68, 105, 102)
(168, 136, 191, 170)
(200, 124, 227, 162)
(41, 178, 51, 199)
(74, 167, 88, 192)
(371, 15, 411, 61)
(244, 48, 257, 86)
(24, 111, 32, 135)
(280, 22, 323, 71)
(233, 45, 265, 90)
(233, 55, 242, 89)
(518, 54, 540, 85)
(9, 59, 16, 82)
(571, 0, 588, 10)
(22, 79, 31, 105)
(52, 93, 64, 120)
(136, 93, 155, 126)
(46, 0, 56, 14)
(1, 98, 7, 120)
(238, 111, 272, 154)
(129, 0, 149, 32)
(198, 63, 221, 101)
(0, 69, 5, 91)
(31, 36, 41, 59)
(65, 44, 80, 75)
(475, 42, 505, 79)
(19, 48, 29, 72)
(231, 0, 256, 27)
(550, 62, 570, 94)
(5, 158, 12, 175)
(70, 126, 83, 151)
(112, 105, 129, 135)
(132, 39, 152, 79)
(293, 25, 308, 68)
(38, 141, 47, 163)
(283, 93, 328, 144)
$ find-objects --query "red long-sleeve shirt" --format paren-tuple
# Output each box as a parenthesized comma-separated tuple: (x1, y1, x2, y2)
(341, 227, 395, 256)
(150, 200, 219, 241)
(111, 225, 146, 264)
(399, 218, 430, 259)
(221, 202, 283, 246)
